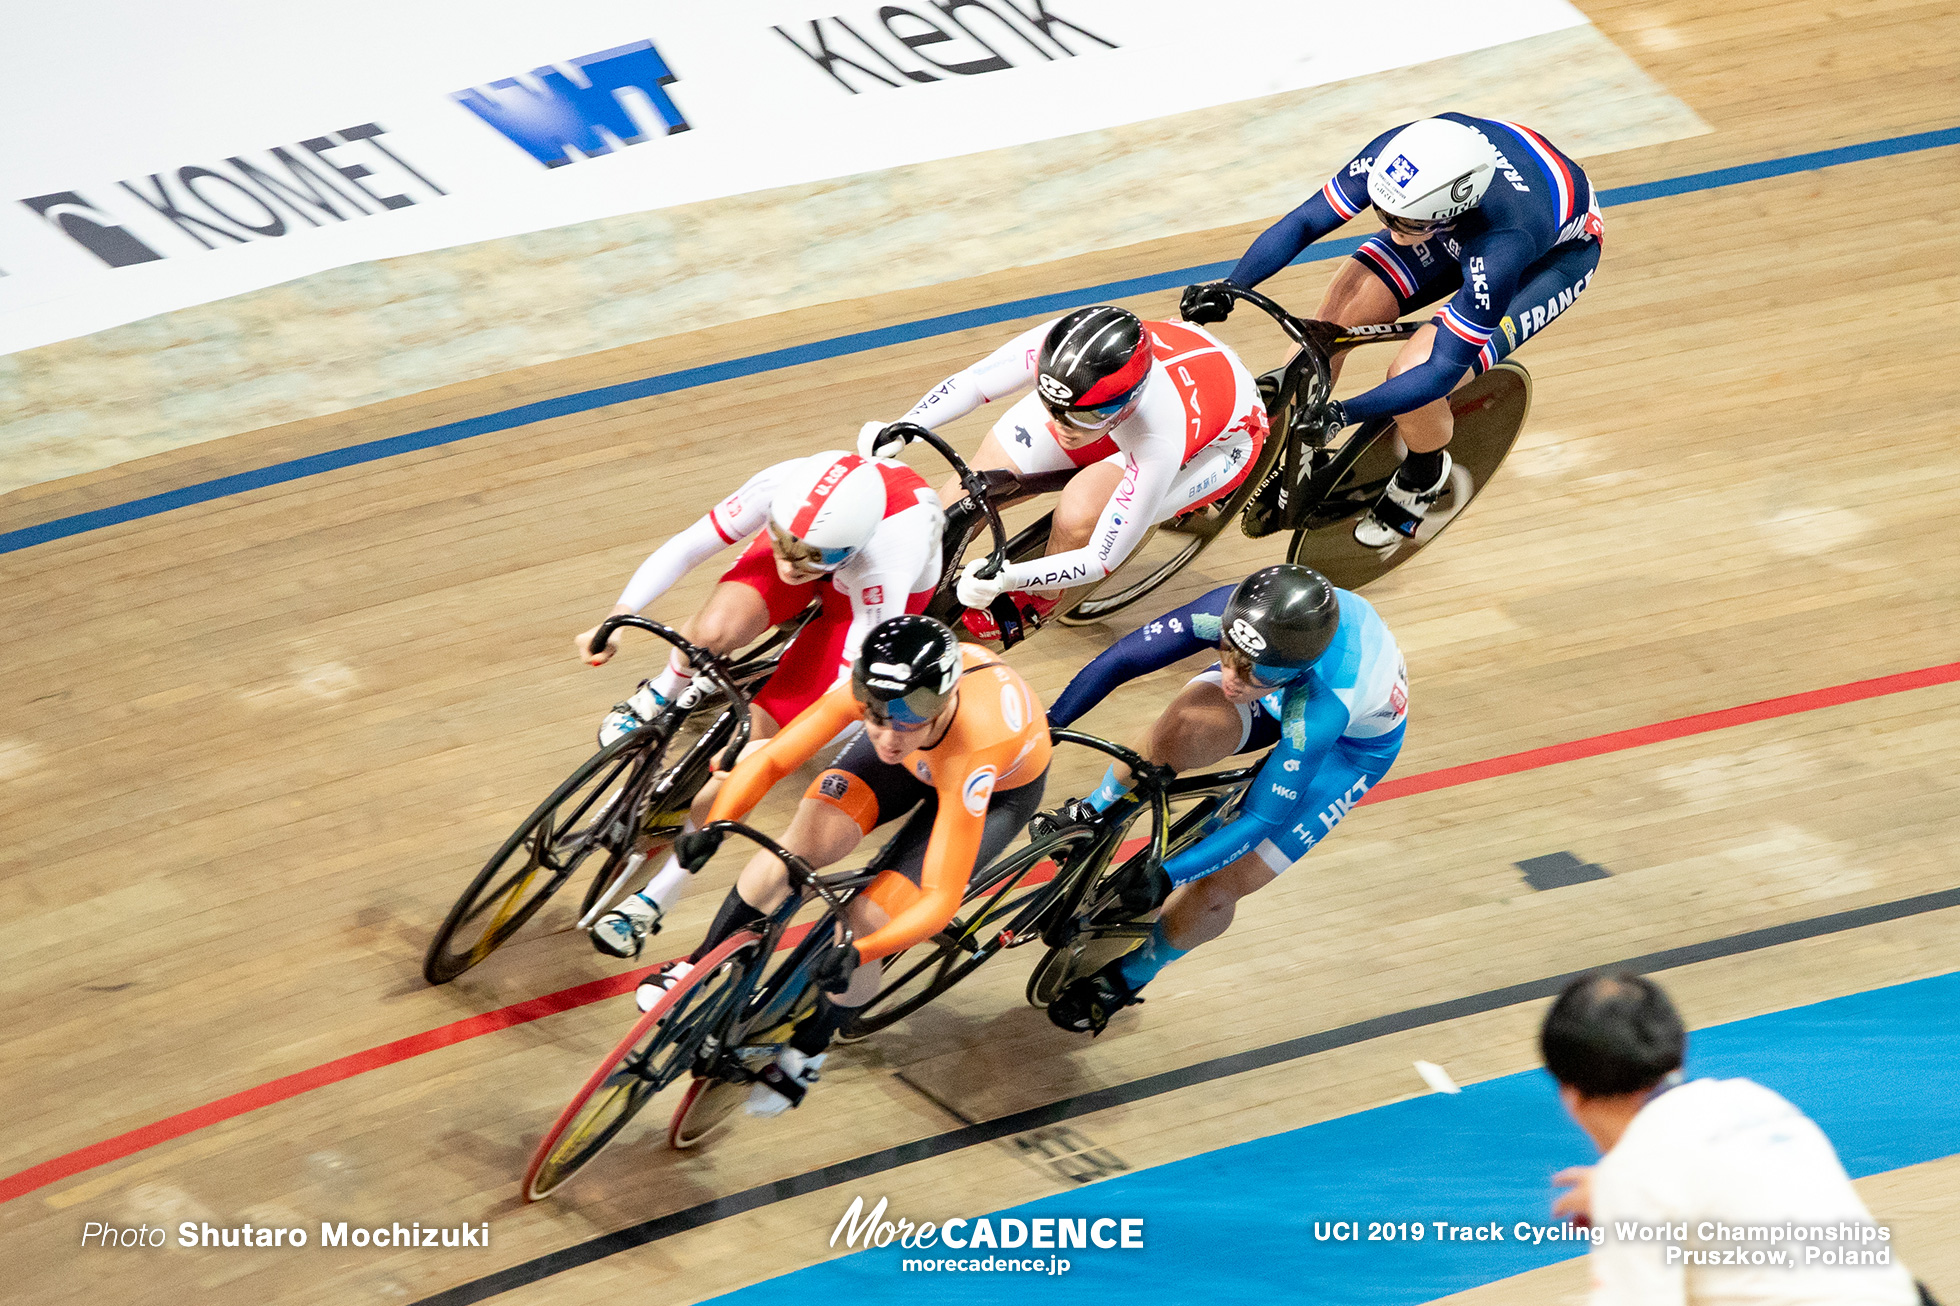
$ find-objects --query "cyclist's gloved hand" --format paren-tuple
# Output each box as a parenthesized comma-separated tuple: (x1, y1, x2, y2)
(1323, 398, 1352, 431)
(1180, 281, 1237, 326)
(813, 939, 861, 994)
(858, 420, 913, 460)
(956, 558, 1008, 610)
(674, 828, 726, 872)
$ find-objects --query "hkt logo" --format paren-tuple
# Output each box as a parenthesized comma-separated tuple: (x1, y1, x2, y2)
(454, 39, 691, 169)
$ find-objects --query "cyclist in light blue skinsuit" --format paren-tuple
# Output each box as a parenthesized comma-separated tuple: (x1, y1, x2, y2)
(1044, 565, 1407, 1034)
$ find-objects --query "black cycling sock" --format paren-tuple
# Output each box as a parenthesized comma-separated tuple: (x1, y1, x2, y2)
(1396, 447, 1446, 491)
(790, 995, 855, 1057)
(689, 891, 767, 962)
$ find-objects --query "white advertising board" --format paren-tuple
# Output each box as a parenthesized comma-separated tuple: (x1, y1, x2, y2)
(0, 1, 1585, 356)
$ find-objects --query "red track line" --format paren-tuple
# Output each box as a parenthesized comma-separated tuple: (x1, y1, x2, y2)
(4, 659, 1955, 1206)
(1359, 660, 1960, 805)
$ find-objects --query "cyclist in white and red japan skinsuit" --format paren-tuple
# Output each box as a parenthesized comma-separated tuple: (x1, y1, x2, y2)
(860, 305, 1268, 637)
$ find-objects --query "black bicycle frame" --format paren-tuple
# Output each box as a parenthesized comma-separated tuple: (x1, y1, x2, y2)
(1220, 286, 1423, 533)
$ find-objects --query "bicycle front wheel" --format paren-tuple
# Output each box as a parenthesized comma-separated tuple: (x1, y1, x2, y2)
(425, 729, 668, 985)
(842, 824, 1104, 1038)
(524, 933, 760, 1200)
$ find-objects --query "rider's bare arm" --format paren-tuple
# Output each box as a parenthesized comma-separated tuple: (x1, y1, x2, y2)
(706, 687, 861, 825)
(896, 321, 1048, 430)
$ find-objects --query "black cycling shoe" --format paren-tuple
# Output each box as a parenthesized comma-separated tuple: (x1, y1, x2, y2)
(1027, 797, 1101, 840)
(1046, 961, 1143, 1036)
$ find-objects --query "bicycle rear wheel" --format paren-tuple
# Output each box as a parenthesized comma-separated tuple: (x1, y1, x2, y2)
(839, 825, 1102, 1039)
(425, 729, 668, 985)
(1286, 361, 1531, 588)
(523, 933, 759, 1200)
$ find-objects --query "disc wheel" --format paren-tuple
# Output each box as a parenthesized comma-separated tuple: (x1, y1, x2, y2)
(523, 934, 758, 1200)
(424, 728, 669, 985)
(839, 826, 1101, 1039)
(1286, 362, 1531, 589)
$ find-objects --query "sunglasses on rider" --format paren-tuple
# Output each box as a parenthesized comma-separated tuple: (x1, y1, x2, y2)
(1043, 385, 1142, 433)
(1219, 644, 1307, 691)
(766, 520, 851, 574)
(1373, 204, 1451, 238)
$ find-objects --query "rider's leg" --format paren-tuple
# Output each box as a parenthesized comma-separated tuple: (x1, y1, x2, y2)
(686, 795, 869, 964)
(1116, 852, 1278, 989)
(1087, 676, 1253, 812)
(1030, 458, 1125, 615)
(1317, 253, 1456, 477)
(647, 581, 773, 700)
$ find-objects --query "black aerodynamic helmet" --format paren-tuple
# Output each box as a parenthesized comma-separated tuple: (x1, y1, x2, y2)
(1219, 565, 1340, 686)
(1036, 306, 1152, 431)
(851, 614, 961, 727)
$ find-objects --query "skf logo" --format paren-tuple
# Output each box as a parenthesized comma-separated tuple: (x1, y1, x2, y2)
(1347, 155, 1375, 178)
(1468, 256, 1490, 310)
(454, 39, 690, 168)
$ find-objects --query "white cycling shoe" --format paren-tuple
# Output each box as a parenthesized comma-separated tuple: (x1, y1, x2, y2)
(597, 682, 668, 748)
(1354, 452, 1452, 548)
(635, 959, 693, 1012)
(746, 1048, 825, 1117)
(589, 892, 663, 959)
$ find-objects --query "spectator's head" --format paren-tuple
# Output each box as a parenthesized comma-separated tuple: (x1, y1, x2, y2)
(1542, 973, 1686, 1137)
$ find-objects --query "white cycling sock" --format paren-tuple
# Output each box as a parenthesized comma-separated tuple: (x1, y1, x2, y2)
(642, 820, 699, 912)
(650, 664, 688, 703)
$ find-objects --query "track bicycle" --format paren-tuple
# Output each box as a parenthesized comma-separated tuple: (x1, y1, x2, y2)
(916, 288, 1532, 625)
(837, 727, 1274, 1034)
(423, 435, 1032, 985)
(422, 618, 768, 984)
(523, 819, 883, 1197)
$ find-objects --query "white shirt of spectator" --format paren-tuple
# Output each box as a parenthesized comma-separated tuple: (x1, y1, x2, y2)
(1587, 1077, 1917, 1305)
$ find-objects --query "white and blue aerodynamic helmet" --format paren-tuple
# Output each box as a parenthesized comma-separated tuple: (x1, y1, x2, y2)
(1367, 118, 1500, 225)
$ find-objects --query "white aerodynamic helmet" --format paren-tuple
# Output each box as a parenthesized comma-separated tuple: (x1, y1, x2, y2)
(1366, 118, 1500, 226)
(766, 451, 887, 572)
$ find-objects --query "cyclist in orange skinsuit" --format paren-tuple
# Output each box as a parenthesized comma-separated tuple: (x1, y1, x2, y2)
(652, 614, 1051, 1115)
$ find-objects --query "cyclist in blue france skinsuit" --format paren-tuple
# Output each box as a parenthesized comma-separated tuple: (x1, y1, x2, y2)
(1182, 113, 1604, 548)
(1044, 566, 1408, 1034)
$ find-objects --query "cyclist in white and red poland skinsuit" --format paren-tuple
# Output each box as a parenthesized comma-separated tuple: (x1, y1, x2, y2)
(862, 307, 1268, 635)
(575, 449, 946, 958)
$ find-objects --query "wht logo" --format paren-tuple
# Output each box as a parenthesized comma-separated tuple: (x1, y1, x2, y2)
(1036, 374, 1074, 405)
(1228, 618, 1267, 654)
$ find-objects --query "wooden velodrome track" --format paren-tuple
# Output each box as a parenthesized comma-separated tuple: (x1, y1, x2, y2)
(4, 1, 1957, 1302)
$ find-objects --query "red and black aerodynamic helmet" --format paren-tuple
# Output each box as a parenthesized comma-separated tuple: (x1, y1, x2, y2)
(1035, 306, 1152, 431)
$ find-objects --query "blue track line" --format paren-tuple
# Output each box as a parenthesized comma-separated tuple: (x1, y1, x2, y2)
(5, 124, 1957, 558)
